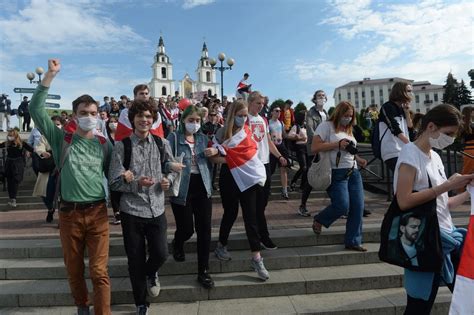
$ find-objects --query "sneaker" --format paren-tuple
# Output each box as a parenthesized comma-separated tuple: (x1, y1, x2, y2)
(260, 237, 278, 250)
(46, 210, 54, 223)
(7, 199, 17, 208)
(214, 242, 231, 261)
(363, 209, 372, 217)
(251, 257, 270, 281)
(297, 206, 310, 217)
(136, 305, 148, 315)
(77, 305, 90, 315)
(113, 212, 121, 225)
(197, 270, 215, 289)
(146, 273, 160, 297)
(172, 239, 185, 262)
(281, 189, 289, 200)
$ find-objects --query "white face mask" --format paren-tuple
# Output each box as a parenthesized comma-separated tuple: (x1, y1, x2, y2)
(77, 116, 98, 132)
(7, 136, 14, 141)
(316, 98, 326, 109)
(429, 131, 455, 150)
(340, 117, 352, 126)
(109, 122, 118, 130)
(185, 122, 200, 134)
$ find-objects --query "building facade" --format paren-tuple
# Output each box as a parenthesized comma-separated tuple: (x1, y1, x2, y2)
(149, 37, 219, 100)
(334, 77, 445, 113)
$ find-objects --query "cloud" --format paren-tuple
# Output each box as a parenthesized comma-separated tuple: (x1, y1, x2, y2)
(182, 0, 215, 9)
(294, 0, 474, 90)
(0, 0, 149, 55)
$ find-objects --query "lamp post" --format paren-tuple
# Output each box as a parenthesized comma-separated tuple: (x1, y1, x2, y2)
(209, 53, 234, 101)
(26, 67, 44, 84)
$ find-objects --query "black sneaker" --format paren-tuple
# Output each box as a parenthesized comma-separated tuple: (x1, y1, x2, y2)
(172, 240, 185, 262)
(363, 209, 371, 217)
(260, 238, 278, 250)
(46, 211, 54, 223)
(197, 270, 215, 289)
(297, 206, 311, 217)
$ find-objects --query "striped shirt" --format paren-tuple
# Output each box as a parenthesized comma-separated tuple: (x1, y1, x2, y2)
(108, 133, 176, 218)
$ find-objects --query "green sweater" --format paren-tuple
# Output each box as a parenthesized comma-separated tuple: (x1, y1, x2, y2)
(29, 85, 112, 202)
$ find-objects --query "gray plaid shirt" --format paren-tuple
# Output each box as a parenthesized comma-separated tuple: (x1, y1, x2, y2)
(109, 133, 176, 218)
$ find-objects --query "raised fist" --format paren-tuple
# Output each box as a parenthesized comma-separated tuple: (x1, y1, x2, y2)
(48, 59, 61, 74)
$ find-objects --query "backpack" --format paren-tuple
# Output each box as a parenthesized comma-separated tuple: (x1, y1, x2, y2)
(110, 135, 165, 206)
(370, 107, 389, 160)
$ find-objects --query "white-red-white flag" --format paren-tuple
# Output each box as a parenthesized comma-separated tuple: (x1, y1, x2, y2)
(222, 126, 266, 192)
(449, 186, 474, 314)
(115, 108, 163, 141)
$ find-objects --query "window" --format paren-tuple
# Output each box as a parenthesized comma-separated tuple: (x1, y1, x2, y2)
(206, 61, 209, 66)
(362, 99, 366, 107)
(355, 91, 358, 98)
(338, 93, 341, 101)
(206, 71, 211, 82)
(362, 91, 365, 98)
(379, 89, 383, 96)
(161, 57, 165, 62)
(425, 93, 429, 100)
(380, 97, 384, 104)
(347, 92, 351, 99)
(415, 95, 419, 103)
(434, 93, 438, 102)
(355, 100, 359, 106)
(370, 90, 374, 97)
(161, 67, 167, 79)
(371, 98, 375, 104)
(162, 86, 167, 96)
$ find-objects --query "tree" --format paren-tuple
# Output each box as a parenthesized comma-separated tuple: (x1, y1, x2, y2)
(458, 80, 473, 105)
(468, 69, 474, 89)
(443, 72, 460, 107)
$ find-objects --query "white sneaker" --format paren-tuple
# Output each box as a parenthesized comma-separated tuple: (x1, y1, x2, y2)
(251, 257, 270, 281)
(8, 199, 17, 208)
(147, 273, 160, 297)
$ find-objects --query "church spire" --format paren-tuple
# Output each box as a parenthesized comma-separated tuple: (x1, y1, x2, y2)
(201, 41, 208, 59)
(158, 36, 165, 55)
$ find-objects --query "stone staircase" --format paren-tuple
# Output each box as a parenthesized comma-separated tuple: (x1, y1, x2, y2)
(0, 169, 464, 314)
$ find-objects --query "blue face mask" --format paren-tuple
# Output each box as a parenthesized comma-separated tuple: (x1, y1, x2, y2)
(234, 116, 247, 127)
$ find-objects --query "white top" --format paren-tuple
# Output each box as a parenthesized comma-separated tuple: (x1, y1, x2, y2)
(318, 110, 327, 122)
(268, 119, 283, 145)
(380, 116, 409, 161)
(315, 121, 357, 169)
(288, 125, 307, 145)
(248, 114, 270, 164)
(393, 142, 453, 232)
(185, 140, 200, 174)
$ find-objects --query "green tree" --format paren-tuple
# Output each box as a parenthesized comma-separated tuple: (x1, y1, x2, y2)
(443, 72, 460, 107)
(458, 80, 473, 105)
(468, 69, 474, 89)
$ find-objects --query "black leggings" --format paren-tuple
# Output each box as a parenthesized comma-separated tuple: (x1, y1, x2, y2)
(300, 155, 314, 207)
(291, 144, 307, 186)
(218, 164, 261, 251)
(171, 174, 212, 273)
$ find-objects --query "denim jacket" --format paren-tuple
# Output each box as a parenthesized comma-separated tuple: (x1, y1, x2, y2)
(166, 131, 213, 205)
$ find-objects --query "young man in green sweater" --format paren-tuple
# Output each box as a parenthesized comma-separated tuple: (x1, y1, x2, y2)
(29, 59, 112, 315)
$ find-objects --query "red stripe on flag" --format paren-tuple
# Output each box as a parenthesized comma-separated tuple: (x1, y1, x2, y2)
(115, 122, 132, 141)
(457, 215, 474, 279)
(224, 132, 257, 169)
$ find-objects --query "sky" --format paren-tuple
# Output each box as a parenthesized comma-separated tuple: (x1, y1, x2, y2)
(0, 0, 473, 113)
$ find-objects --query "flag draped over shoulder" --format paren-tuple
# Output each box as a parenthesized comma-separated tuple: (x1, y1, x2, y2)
(115, 108, 164, 141)
(449, 187, 474, 314)
(222, 126, 266, 192)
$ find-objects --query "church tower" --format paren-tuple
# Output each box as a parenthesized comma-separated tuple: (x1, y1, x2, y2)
(195, 42, 219, 96)
(150, 36, 175, 98)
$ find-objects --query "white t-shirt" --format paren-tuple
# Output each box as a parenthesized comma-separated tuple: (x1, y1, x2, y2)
(248, 114, 270, 164)
(185, 139, 200, 174)
(315, 121, 357, 169)
(268, 119, 283, 145)
(393, 142, 453, 232)
(318, 110, 327, 122)
(288, 125, 307, 145)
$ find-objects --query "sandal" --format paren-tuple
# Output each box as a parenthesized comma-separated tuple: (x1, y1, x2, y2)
(345, 245, 368, 252)
(312, 220, 322, 235)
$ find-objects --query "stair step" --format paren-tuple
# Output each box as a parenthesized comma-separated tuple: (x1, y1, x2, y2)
(0, 243, 381, 280)
(0, 263, 404, 306)
(0, 287, 452, 314)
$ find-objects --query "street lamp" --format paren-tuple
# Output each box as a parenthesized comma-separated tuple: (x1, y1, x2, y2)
(26, 67, 44, 84)
(209, 53, 234, 101)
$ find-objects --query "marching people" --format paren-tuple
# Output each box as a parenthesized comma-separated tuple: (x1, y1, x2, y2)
(297, 90, 328, 217)
(109, 99, 177, 315)
(393, 104, 473, 314)
(30, 59, 113, 315)
(167, 105, 217, 289)
(311, 101, 368, 252)
(213, 99, 270, 280)
(105, 116, 122, 225)
(0, 128, 34, 208)
(288, 111, 308, 194)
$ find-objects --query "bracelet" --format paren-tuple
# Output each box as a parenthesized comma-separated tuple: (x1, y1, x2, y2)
(278, 156, 283, 160)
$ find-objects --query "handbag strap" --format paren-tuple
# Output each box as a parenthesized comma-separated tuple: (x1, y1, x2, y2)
(173, 132, 178, 158)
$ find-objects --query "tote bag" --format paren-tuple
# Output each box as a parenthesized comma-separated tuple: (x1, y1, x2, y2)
(307, 151, 331, 191)
(378, 177, 443, 272)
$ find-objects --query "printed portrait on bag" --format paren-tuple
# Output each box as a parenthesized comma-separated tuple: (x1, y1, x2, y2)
(387, 212, 426, 267)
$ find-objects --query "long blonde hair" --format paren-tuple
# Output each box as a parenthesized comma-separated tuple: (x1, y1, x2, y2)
(222, 100, 248, 141)
(7, 129, 22, 148)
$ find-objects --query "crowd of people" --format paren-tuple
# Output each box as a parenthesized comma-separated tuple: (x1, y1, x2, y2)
(0, 58, 472, 315)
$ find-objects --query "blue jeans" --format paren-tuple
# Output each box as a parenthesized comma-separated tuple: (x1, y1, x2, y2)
(314, 168, 364, 247)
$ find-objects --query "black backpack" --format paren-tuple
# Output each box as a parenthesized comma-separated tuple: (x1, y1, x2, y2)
(111, 135, 165, 204)
(370, 122, 388, 160)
